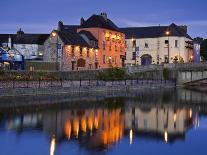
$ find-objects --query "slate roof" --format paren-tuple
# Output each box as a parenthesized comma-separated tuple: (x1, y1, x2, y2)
(78, 30, 98, 41)
(62, 25, 79, 33)
(120, 23, 192, 40)
(80, 14, 121, 32)
(54, 30, 93, 48)
(0, 32, 49, 45)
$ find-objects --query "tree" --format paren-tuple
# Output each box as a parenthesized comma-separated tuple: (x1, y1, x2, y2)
(194, 37, 207, 61)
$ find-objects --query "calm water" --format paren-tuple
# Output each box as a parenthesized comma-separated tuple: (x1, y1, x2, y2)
(0, 88, 207, 155)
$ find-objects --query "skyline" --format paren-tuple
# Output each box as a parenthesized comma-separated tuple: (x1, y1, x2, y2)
(1, 0, 207, 38)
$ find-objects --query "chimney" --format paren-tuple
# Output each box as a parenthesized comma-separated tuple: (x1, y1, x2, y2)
(8, 36, 12, 49)
(100, 12, 108, 21)
(80, 17, 85, 25)
(17, 28, 24, 37)
(58, 21, 64, 31)
(179, 25, 187, 34)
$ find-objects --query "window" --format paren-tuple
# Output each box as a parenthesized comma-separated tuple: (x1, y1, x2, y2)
(145, 42, 149, 48)
(165, 40, 169, 44)
(132, 52, 136, 60)
(175, 40, 178, 48)
(109, 42, 112, 51)
(115, 56, 117, 64)
(2, 43, 7, 47)
(115, 45, 117, 51)
(103, 41, 106, 50)
(87, 50, 90, 57)
(132, 40, 136, 48)
(71, 49, 75, 57)
(103, 55, 106, 64)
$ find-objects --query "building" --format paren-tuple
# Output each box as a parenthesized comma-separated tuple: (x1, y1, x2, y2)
(0, 29, 49, 60)
(0, 47, 24, 70)
(77, 13, 126, 68)
(44, 23, 99, 71)
(44, 13, 125, 71)
(121, 23, 194, 66)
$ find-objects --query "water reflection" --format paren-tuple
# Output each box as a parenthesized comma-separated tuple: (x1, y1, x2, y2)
(0, 88, 207, 154)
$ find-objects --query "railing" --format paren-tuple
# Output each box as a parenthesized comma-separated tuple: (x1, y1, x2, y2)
(0, 79, 176, 89)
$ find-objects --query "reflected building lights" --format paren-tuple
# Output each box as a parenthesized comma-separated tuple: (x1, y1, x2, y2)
(164, 131, 168, 143)
(174, 113, 177, 122)
(130, 129, 133, 145)
(64, 120, 71, 140)
(50, 136, 56, 155)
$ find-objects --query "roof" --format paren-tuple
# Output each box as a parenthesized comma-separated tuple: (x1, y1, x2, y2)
(62, 25, 79, 33)
(0, 32, 49, 45)
(54, 30, 92, 48)
(78, 30, 98, 41)
(120, 23, 192, 40)
(80, 14, 121, 32)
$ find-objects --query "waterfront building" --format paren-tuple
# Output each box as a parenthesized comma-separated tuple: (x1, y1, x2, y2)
(121, 23, 194, 66)
(0, 29, 49, 60)
(44, 22, 99, 71)
(77, 13, 126, 68)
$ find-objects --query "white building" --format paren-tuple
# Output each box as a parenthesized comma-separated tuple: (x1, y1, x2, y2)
(121, 23, 194, 66)
(0, 29, 49, 60)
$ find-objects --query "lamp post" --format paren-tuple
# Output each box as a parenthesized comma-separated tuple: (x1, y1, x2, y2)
(52, 31, 59, 71)
(165, 30, 170, 63)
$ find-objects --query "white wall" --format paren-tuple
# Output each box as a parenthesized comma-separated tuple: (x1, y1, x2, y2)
(13, 44, 43, 60)
(125, 36, 192, 65)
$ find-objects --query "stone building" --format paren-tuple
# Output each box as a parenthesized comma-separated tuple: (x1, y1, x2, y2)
(56, 13, 126, 69)
(44, 24, 99, 71)
(121, 23, 194, 66)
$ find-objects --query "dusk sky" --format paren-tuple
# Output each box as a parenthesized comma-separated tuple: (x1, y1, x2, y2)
(1, 0, 207, 38)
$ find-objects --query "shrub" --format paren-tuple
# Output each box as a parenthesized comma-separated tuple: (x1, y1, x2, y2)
(97, 67, 128, 80)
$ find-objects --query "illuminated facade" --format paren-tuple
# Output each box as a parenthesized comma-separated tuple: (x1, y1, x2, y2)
(44, 28, 99, 71)
(121, 23, 194, 66)
(77, 13, 126, 68)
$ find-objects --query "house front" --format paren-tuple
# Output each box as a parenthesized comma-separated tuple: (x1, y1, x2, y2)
(121, 23, 194, 66)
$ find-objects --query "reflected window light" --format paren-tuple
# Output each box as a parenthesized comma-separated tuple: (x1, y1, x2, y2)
(50, 136, 56, 155)
(130, 129, 133, 145)
(64, 120, 71, 140)
(189, 109, 192, 119)
(174, 113, 177, 122)
(164, 131, 168, 143)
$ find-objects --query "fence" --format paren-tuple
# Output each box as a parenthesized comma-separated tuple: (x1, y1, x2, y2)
(0, 79, 176, 89)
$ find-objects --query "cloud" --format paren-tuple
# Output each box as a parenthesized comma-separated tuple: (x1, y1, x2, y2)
(118, 19, 207, 27)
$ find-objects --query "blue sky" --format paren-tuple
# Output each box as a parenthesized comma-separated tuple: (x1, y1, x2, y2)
(1, 0, 207, 38)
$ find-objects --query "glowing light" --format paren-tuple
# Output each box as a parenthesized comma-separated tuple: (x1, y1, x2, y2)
(189, 109, 192, 119)
(165, 31, 170, 35)
(52, 32, 57, 37)
(164, 131, 168, 143)
(81, 117, 87, 133)
(50, 136, 56, 155)
(173, 113, 177, 122)
(73, 119, 79, 138)
(94, 117, 99, 129)
(83, 47, 87, 51)
(64, 120, 71, 140)
(130, 129, 133, 145)
(39, 52, 43, 56)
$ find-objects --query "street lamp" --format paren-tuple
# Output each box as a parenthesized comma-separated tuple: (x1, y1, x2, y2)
(165, 30, 170, 63)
